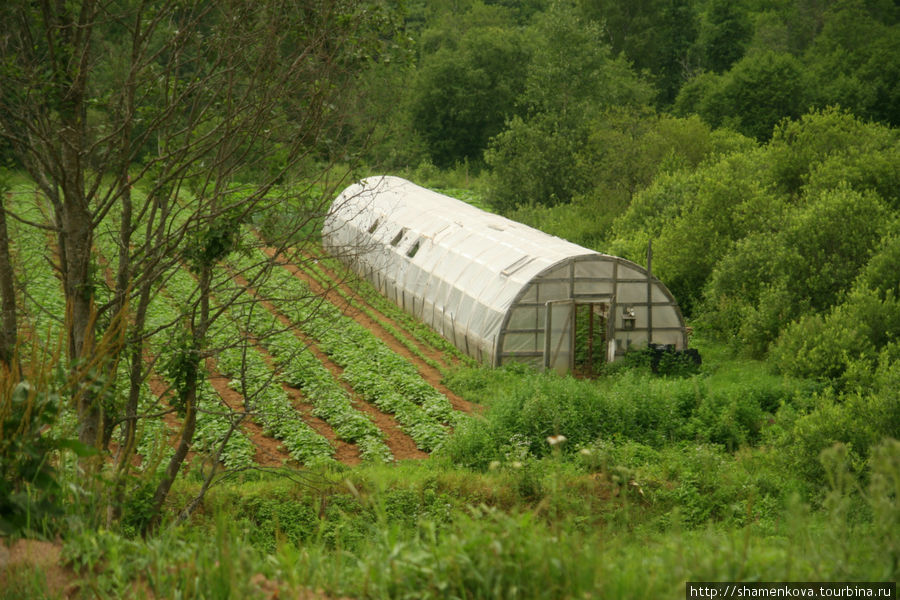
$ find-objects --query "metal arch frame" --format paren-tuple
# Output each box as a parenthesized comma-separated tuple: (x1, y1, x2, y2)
(494, 253, 688, 368)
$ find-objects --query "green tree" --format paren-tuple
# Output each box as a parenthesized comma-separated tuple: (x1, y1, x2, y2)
(485, 113, 594, 211)
(611, 146, 777, 315)
(700, 0, 752, 73)
(521, 3, 651, 116)
(411, 24, 529, 167)
(803, 0, 900, 126)
(704, 185, 889, 355)
(506, 110, 754, 247)
(770, 230, 900, 386)
(578, 0, 666, 65)
(680, 50, 806, 140)
(485, 2, 651, 210)
(767, 107, 899, 199)
(579, 0, 698, 106)
(654, 0, 700, 106)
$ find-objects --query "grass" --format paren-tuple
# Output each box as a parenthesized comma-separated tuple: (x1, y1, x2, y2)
(43, 437, 898, 598)
(41, 335, 898, 597)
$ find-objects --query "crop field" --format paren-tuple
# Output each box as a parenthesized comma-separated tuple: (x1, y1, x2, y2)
(8, 182, 478, 476)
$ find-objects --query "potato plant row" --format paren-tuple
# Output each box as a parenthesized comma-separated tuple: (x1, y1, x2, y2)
(299, 258, 446, 372)
(163, 265, 335, 467)
(230, 247, 456, 452)
(90, 227, 258, 471)
(96, 205, 335, 467)
(310, 251, 475, 367)
(8, 190, 67, 341)
(215, 272, 393, 463)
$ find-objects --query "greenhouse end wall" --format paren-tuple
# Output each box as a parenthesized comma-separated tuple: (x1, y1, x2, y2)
(322, 176, 688, 374)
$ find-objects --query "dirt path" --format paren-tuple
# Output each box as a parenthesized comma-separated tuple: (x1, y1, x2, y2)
(0, 539, 75, 597)
(262, 246, 478, 415)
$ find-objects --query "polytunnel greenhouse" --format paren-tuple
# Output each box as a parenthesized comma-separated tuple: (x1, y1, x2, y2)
(322, 176, 688, 374)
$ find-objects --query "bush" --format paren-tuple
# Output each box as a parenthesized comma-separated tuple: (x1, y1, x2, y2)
(771, 287, 900, 388)
(441, 361, 797, 470)
(1, 362, 93, 537)
(768, 388, 899, 493)
(239, 493, 319, 553)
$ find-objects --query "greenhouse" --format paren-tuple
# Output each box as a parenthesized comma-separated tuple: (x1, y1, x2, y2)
(322, 176, 688, 374)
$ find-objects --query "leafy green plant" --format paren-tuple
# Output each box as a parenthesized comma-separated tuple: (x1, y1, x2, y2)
(0, 357, 94, 538)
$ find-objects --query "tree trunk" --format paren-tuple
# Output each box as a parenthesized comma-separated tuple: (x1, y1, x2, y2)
(61, 197, 102, 447)
(0, 193, 17, 367)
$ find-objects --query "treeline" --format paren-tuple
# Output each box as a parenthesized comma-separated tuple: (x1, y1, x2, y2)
(358, 0, 898, 170)
(347, 0, 900, 391)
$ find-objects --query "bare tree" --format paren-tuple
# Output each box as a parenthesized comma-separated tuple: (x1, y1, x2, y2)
(0, 0, 401, 526)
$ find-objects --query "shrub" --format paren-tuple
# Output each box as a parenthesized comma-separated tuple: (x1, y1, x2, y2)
(1, 360, 93, 537)
(240, 494, 319, 553)
(768, 388, 898, 494)
(771, 287, 900, 389)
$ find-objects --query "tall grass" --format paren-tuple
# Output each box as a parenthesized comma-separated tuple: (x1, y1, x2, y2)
(53, 438, 899, 598)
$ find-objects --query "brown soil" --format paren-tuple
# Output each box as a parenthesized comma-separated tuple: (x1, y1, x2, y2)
(145, 368, 197, 466)
(0, 539, 352, 599)
(262, 246, 478, 415)
(302, 341, 428, 462)
(280, 381, 363, 465)
(208, 323, 362, 466)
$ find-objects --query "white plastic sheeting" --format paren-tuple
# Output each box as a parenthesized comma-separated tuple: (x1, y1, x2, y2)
(322, 176, 687, 373)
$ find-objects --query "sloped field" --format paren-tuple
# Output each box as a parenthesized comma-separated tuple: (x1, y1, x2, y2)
(8, 186, 475, 468)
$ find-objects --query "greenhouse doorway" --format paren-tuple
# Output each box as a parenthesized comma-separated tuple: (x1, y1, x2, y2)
(574, 302, 608, 377)
(543, 301, 609, 375)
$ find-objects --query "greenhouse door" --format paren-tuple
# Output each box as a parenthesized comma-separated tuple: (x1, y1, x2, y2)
(544, 300, 574, 374)
(574, 303, 608, 377)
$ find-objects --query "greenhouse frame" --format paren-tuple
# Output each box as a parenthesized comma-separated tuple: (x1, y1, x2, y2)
(322, 176, 688, 374)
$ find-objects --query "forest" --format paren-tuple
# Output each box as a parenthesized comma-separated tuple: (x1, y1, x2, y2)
(0, 0, 898, 598)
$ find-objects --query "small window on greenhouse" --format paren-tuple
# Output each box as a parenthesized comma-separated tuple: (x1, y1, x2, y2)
(407, 239, 421, 259)
(390, 228, 407, 246)
(368, 218, 380, 234)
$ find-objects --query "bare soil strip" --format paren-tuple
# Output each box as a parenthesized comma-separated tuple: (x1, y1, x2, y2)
(281, 379, 363, 465)
(262, 246, 478, 415)
(232, 272, 426, 461)
(300, 339, 428, 461)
